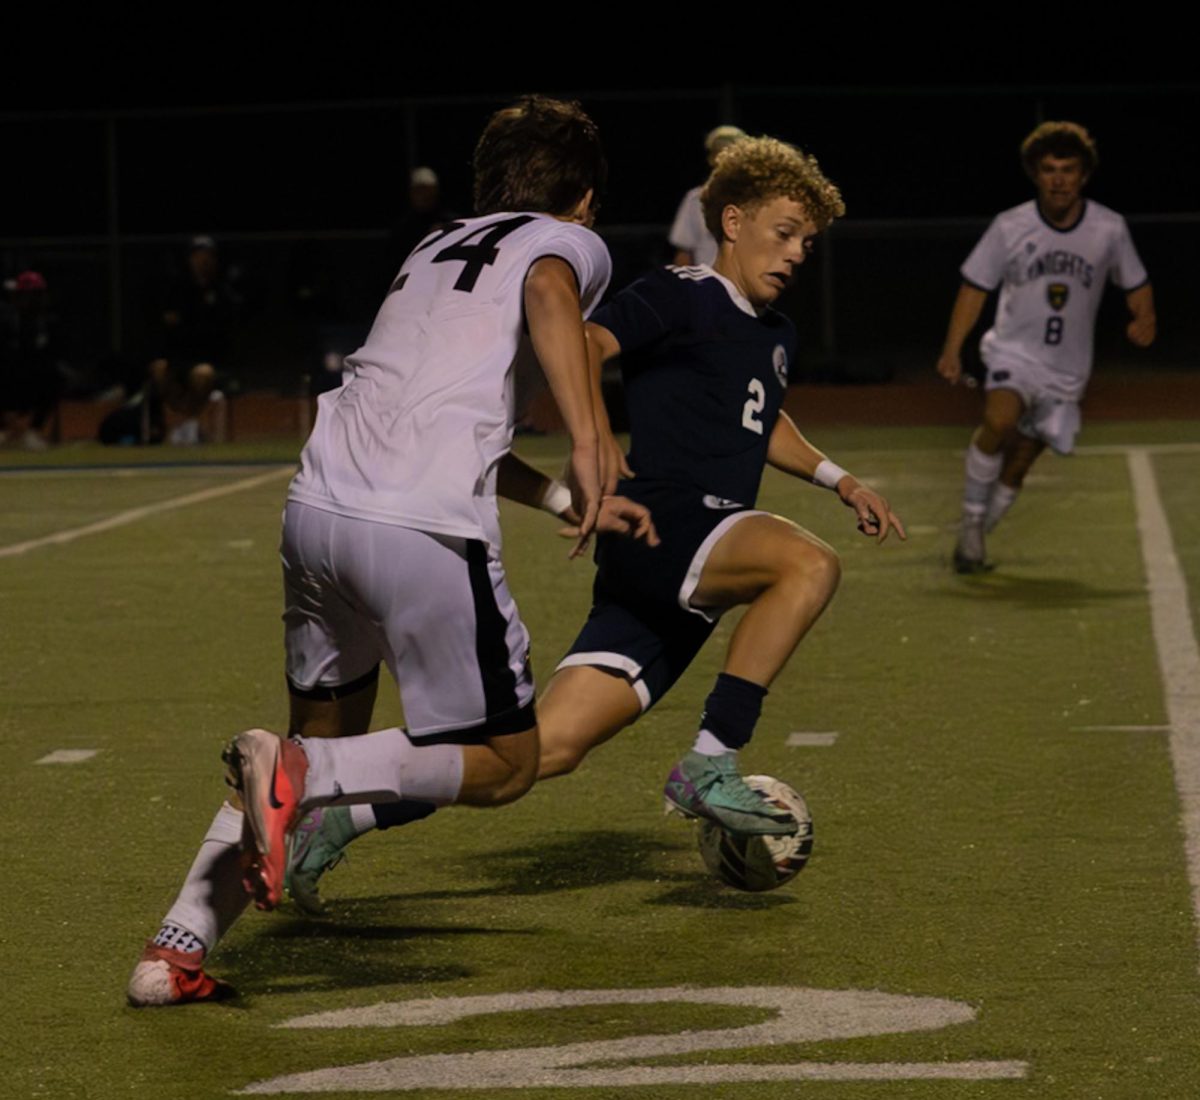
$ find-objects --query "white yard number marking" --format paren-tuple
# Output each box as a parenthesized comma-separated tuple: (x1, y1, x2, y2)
(238, 986, 1026, 1093)
(742, 378, 766, 435)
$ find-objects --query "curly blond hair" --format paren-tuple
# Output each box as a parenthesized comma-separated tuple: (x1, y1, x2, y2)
(1020, 121, 1098, 179)
(700, 136, 845, 241)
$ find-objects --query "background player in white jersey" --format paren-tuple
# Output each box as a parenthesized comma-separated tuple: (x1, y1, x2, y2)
(936, 120, 1156, 572)
(127, 96, 656, 1007)
(283, 136, 906, 913)
(668, 125, 747, 267)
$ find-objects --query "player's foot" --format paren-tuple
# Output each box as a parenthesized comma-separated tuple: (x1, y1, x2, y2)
(126, 942, 235, 1007)
(222, 728, 308, 911)
(286, 806, 355, 916)
(664, 751, 798, 836)
(953, 519, 992, 574)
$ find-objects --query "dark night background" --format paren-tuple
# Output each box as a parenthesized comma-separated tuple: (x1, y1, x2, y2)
(2, 30, 1195, 396)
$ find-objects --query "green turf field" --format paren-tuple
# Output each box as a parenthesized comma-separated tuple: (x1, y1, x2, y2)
(2, 426, 1199, 1099)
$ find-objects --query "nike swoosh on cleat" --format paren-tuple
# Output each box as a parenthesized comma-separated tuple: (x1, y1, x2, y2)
(268, 750, 286, 810)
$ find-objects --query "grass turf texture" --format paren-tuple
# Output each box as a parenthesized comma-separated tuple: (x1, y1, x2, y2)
(1, 426, 1198, 1098)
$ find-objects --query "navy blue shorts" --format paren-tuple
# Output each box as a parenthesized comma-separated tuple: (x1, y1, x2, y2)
(557, 480, 766, 710)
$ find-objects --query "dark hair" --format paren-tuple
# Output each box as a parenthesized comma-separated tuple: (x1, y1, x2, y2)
(473, 95, 606, 217)
(1021, 121, 1098, 178)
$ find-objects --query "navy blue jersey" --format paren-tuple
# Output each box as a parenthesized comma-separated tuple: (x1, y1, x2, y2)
(592, 265, 796, 507)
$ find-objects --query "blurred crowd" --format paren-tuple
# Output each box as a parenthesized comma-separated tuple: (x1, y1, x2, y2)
(1, 134, 734, 449)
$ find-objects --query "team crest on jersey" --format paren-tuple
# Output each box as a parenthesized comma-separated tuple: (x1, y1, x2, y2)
(772, 345, 789, 388)
(1047, 282, 1070, 311)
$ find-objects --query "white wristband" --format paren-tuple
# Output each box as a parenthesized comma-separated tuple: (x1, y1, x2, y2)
(813, 459, 849, 491)
(540, 480, 572, 517)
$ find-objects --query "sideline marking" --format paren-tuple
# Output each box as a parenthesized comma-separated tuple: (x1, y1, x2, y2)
(1080, 442, 1200, 457)
(241, 986, 1026, 1092)
(0, 466, 291, 558)
(1128, 448, 1200, 968)
(0, 462, 286, 479)
(1073, 724, 1170, 733)
(35, 749, 98, 765)
(788, 732, 840, 747)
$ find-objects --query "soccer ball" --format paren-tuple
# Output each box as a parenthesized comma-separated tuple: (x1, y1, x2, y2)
(697, 775, 813, 892)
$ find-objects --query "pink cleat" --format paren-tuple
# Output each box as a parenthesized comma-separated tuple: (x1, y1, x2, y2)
(126, 942, 235, 1007)
(222, 729, 308, 911)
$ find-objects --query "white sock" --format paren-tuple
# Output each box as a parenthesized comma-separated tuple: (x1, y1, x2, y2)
(962, 444, 1002, 522)
(692, 729, 731, 756)
(349, 804, 378, 834)
(300, 727, 464, 808)
(161, 802, 249, 956)
(985, 483, 1019, 533)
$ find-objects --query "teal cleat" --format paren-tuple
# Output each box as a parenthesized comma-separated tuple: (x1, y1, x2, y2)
(663, 751, 798, 837)
(285, 806, 356, 916)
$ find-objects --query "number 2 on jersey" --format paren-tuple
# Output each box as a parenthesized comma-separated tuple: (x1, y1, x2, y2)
(742, 378, 766, 435)
(399, 215, 537, 294)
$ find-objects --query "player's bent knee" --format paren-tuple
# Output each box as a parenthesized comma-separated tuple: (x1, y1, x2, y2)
(538, 737, 587, 779)
(486, 752, 538, 806)
(785, 539, 841, 597)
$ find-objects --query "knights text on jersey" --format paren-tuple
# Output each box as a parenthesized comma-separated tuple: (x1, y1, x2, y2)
(960, 199, 1147, 390)
(592, 264, 795, 508)
(287, 213, 611, 545)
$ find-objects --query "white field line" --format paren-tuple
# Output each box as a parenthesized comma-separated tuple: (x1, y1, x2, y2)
(0, 466, 292, 558)
(1073, 725, 1170, 733)
(787, 732, 840, 747)
(1128, 448, 1200, 969)
(0, 463, 284, 480)
(35, 749, 98, 764)
(1079, 442, 1200, 457)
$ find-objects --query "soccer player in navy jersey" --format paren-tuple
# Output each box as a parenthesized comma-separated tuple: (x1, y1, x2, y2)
(284, 136, 905, 911)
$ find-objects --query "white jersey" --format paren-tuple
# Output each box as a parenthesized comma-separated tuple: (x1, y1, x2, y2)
(668, 185, 719, 267)
(961, 199, 1147, 399)
(288, 212, 611, 547)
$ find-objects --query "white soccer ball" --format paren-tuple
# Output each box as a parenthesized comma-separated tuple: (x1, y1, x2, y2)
(697, 775, 813, 892)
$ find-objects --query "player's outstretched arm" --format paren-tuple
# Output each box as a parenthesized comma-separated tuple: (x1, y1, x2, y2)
(525, 257, 601, 554)
(496, 453, 575, 519)
(766, 412, 906, 543)
(585, 322, 633, 494)
(1125, 284, 1157, 348)
(498, 453, 658, 546)
(936, 283, 989, 384)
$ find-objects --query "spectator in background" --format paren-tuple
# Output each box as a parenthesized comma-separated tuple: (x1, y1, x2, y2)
(0, 270, 58, 450)
(383, 167, 457, 280)
(102, 235, 243, 446)
(148, 234, 242, 444)
(668, 126, 747, 267)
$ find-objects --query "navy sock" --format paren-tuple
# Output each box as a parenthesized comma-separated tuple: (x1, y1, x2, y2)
(699, 673, 768, 750)
(372, 799, 436, 831)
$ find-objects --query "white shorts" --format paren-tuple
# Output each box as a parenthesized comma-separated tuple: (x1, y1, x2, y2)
(982, 356, 1083, 456)
(281, 501, 535, 740)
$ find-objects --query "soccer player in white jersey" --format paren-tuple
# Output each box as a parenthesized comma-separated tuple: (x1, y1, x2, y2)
(936, 120, 1156, 572)
(126, 96, 656, 1007)
(669, 125, 747, 267)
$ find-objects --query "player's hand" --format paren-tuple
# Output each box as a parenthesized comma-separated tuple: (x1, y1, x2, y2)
(558, 495, 659, 547)
(936, 351, 963, 385)
(1127, 314, 1156, 348)
(837, 477, 907, 543)
(599, 428, 634, 496)
(566, 443, 602, 559)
